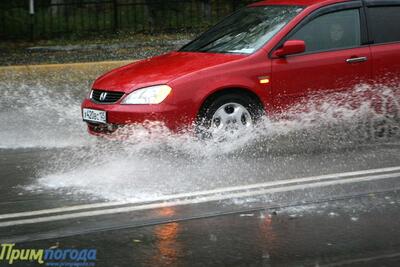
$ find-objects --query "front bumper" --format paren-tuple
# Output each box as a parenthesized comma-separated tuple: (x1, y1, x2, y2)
(81, 98, 193, 135)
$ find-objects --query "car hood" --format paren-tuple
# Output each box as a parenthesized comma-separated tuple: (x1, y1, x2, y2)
(93, 52, 246, 92)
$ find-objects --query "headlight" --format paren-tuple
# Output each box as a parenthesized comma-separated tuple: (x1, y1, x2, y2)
(121, 85, 172, 104)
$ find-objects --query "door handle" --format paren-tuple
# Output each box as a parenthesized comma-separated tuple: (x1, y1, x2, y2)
(346, 56, 368, 64)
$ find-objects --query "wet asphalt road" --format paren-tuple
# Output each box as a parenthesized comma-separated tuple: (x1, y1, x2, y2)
(1, 143, 400, 213)
(1, 63, 400, 266)
(15, 190, 400, 267)
(1, 143, 400, 266)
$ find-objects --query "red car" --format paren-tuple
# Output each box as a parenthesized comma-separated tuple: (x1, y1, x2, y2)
(82, 0, 400, 137)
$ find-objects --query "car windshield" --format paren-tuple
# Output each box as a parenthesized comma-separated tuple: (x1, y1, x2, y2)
(180, 5, 303, 54)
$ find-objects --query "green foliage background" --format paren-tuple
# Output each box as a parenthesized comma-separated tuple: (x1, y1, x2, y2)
(0, 0, 255, 40)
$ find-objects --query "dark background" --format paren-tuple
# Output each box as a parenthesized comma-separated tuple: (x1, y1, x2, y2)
(0, 0, 255, 40)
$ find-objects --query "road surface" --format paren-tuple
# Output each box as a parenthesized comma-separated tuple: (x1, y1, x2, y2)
(0, 62, 399, 266)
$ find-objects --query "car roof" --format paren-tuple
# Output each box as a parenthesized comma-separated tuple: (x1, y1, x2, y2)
(250, 0, 351, 7)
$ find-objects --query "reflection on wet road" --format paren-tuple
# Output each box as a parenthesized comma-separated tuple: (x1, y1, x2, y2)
(13, 191, 400, 266)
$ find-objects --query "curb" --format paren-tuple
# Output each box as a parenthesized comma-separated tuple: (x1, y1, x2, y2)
(0, 60, 137, 72)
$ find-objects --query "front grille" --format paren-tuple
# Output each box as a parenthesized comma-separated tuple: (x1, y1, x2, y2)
(91, 89, 124, 103)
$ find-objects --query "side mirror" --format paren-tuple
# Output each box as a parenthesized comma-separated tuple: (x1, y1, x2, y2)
(273, 40, 306, 57)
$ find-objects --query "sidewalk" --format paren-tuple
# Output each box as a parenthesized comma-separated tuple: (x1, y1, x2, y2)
(0, 34, 191, 66)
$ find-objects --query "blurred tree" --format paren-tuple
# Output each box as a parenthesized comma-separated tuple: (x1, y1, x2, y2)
(50, 0, 66, 16)
(49, 0, 105, 17)
(200, 0, 212, 19)
(144, 0, 181, 31)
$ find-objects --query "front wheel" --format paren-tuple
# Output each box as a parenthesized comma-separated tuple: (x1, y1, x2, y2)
(196, 93, 263, 140)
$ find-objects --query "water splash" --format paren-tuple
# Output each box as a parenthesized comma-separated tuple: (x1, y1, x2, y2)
(0, 80, 92, 149)
(2, 80, 399, 201)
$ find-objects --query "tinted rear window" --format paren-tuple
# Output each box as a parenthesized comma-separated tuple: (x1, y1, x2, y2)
(368, 6, 400, 44)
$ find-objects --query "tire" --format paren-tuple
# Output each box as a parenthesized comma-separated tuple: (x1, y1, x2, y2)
(196, 92, 263, 139)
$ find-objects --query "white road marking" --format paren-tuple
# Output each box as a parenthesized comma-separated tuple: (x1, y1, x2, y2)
(320, 252, 400, 266)
(0, 169, 399, 227)
(1, 166, 400, 220)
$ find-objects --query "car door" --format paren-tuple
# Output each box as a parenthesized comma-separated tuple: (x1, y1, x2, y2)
(271, 4, 372, 110)
(365, 2, 400, 85)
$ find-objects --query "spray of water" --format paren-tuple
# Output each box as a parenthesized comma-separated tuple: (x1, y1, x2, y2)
(0, 78, 92, 149)
(1, 79, 399, 201)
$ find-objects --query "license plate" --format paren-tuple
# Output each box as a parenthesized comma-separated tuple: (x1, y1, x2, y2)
(82, 108, 106, 124)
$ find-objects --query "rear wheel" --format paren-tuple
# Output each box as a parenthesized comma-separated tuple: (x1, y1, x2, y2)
(196, 93, 263, 140)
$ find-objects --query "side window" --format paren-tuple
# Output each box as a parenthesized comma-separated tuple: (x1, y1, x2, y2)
(289, 9, 361, 53)
(368, 6, 400, 44)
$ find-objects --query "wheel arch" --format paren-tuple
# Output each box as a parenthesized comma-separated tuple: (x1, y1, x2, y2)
(197, 87, 265, 119)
